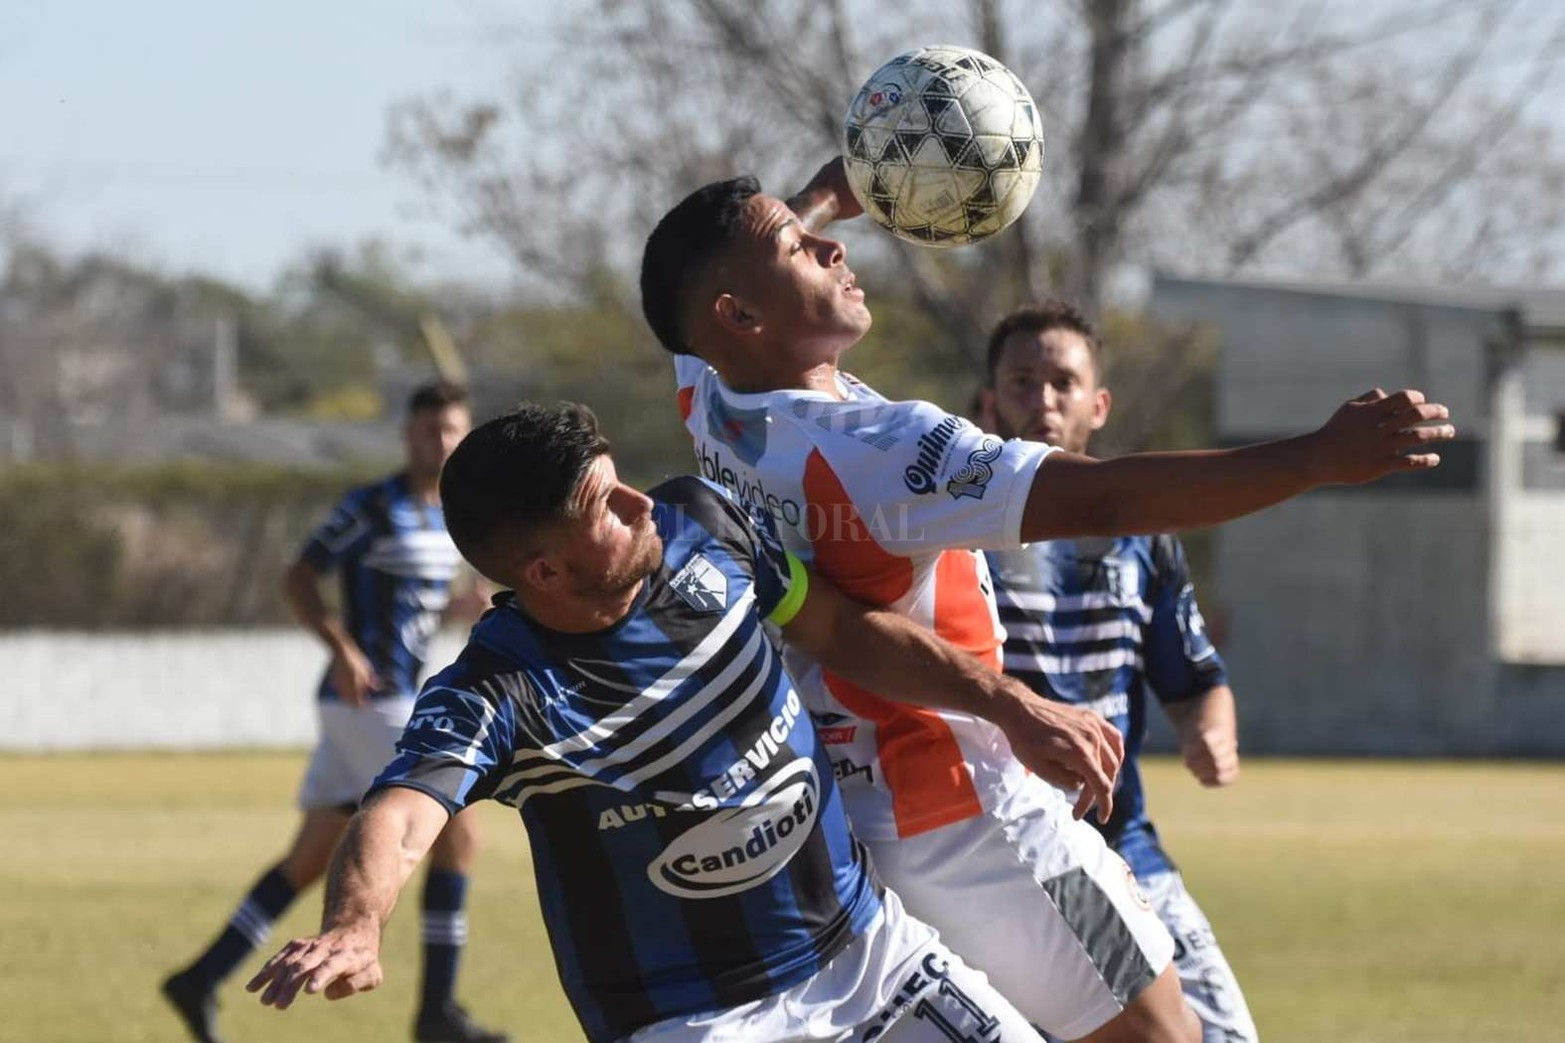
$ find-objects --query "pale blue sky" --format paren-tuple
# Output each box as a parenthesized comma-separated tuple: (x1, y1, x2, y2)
(0, 0, 532, 288)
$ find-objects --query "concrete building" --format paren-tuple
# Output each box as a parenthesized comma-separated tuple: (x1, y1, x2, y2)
(1149, 273, 1565, 756)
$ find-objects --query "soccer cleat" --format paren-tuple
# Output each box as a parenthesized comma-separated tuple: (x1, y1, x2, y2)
(160, 968, 223, 1043)
(414, 1002, 510, 1043)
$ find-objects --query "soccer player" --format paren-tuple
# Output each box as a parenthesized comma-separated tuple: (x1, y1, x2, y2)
(162, 382, 506, 1043)
(976, 301, 1259, 1043)
(640, 167, 1455, 1043)
(244, 402, 1119, 1042)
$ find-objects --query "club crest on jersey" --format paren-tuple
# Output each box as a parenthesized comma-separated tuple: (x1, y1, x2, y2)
(670, 554, 728, 613)
(648, 758, 820, 899)
(1101, 557, 1139, 607)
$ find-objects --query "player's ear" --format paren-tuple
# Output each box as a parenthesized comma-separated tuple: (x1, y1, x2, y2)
(975, 387, 999, 433)
(1090, 386, 1112, 432)
(519, 553, 561, 594)
(714, 293, 761, 336)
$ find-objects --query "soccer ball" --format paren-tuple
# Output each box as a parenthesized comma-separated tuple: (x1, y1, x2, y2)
(843, 46, 1044, 247)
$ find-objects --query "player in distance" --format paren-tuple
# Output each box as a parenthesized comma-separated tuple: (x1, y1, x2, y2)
(246, 402, 1124, 1043)
(163, 383, 504, 1043)
(641, 161, 1453, 1043)
(976, 301, 1260, 1043)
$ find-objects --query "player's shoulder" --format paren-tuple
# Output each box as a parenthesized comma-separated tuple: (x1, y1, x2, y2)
(1142, 533, 1187, 570)
(338, 472, 403, 511)
(650, 475, 753, 543)
(782, 388, 964, 454)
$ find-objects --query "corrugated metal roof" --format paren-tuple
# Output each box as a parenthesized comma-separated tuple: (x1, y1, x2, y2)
(1152, 270, 1565, 330)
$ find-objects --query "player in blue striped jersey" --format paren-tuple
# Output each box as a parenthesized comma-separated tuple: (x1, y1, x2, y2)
(248, 402, 1123, 1043)
(977, 303, 1259, 1043)
(164, 383, 506, 1043)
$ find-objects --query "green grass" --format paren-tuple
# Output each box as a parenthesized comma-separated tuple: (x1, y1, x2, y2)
(2, 754, 1560, 1043)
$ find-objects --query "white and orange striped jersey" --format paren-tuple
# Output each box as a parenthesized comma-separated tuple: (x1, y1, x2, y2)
(674, 355, 1055, 841)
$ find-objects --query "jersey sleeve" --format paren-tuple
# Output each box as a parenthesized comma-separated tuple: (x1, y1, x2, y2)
(368, 677, 518, 814)
(299, 490, 375, 574)
(651, 475, 805, 623)
(805, 398, 1053, 553)
(1143, 535, 1229, 703)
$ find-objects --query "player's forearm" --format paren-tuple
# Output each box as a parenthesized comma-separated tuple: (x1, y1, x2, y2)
(282, 561, 354, 654)
(810, 603, 1038, 728)
(1164, 685, 1237, 746)
(786, 184, 842, 234)
(320, 794, 434, 935)
(1021, 437, 1319, 542)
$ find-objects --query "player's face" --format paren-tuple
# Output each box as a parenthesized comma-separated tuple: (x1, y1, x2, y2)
(406, 404, 472, 478)
(986, 328, 1109, 453)
(556, 455, 662, 599)
(723, 194, 871, 361)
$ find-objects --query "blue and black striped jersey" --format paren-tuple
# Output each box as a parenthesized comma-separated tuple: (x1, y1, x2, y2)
(371, 477, 882, 1043)
(986, 535, 1228, 878)
(300, 473, 461, 701)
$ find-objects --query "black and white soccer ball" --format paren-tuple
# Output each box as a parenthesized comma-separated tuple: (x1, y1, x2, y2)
(843, 45, 1044, 247)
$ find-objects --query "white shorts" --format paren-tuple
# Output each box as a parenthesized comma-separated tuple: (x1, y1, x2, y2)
(297, 696, 416, 811)
(868, 775, 1175, 1041)
(627, 889, 1042, 1043)
(1140, 870, 1258, 1043)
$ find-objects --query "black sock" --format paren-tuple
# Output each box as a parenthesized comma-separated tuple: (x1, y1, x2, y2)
(419, 868, 469, 1014)
(187, 864, 298, 987)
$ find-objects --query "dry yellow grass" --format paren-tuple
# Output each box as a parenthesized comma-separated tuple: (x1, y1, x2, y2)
(1, 753, 1560, 1043)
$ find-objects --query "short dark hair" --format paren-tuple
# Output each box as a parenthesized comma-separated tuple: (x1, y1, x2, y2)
(407, 381, 470, 417)
(439, 402, 610, 581)
(983, 301, 1101, 386)
(640, 176, 762, 356)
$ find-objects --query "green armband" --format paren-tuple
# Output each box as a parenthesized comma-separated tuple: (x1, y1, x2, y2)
(764, 552, 809, 627)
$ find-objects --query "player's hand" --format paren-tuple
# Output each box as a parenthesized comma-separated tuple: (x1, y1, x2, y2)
(1181, 725, 1239, 787)
(329, 643, 383, 708)
(993, 689, 1123, 823)
(787, 156, 863, 232)
(1304, 389, 1455, 485)
(246, 924, 384, 1009)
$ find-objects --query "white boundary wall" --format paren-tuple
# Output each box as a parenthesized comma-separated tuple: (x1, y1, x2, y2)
(0, 630, 467, 751)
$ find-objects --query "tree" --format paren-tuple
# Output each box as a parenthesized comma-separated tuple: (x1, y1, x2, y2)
(387, 0, 1565, 447)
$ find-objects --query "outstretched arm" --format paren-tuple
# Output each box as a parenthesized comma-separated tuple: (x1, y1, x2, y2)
(1021, 389, 1454, 542)
(780, 571, 1124, 823)
(247, 786, 447, 1009)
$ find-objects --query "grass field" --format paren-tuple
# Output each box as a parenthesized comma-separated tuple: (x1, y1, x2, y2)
(2, 754, 1561, 1043)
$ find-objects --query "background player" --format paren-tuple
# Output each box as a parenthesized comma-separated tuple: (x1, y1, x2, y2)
(163, 382, 505, 1043)
(641, 168, 1454, 1043)
(977, 302, 1259, 1043)
(244, 402, 1119, 1043)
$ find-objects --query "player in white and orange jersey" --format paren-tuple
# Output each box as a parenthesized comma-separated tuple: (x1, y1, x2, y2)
(640, 164, 1455, 1043)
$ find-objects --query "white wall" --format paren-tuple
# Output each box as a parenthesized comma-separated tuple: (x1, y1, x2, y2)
(0, 629, 467, 751)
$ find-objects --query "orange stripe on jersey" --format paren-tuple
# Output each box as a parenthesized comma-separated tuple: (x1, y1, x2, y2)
(934, 550, 1003, 669)
(802, 449, 984, 837)
(676, 386, 695, 422)
(801, 449, 912, 605)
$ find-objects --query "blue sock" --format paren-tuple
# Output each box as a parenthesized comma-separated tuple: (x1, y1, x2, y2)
(189, 865, 297, 987)
(420, 868, 470, 1014)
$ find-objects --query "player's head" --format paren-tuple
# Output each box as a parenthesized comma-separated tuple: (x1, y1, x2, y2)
(640, 176, 871, 383)
(405, 381, 472, 480)
(977, 301, 1109, 453)
(440, 402, 661, 604)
